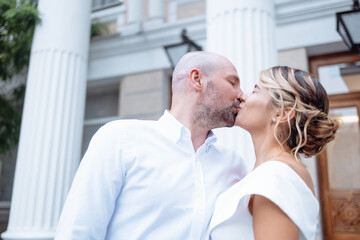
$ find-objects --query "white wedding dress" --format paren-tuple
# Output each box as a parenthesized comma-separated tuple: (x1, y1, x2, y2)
(209, 161, 319, 240)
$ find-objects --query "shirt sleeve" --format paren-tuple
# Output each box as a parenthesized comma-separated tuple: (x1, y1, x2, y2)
(55, 121, 126, 239)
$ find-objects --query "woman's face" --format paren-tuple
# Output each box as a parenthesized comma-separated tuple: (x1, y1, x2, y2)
(235, 83, 276, 132)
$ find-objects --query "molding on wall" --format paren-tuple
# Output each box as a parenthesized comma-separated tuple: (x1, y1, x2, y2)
(88, 0, 353, 80)
(89, 0, 353, 59)
(276, 0, 353, 25)
(89, 0, 353, 61)
(91, 4, 126, 22)
(89, 16, 206, 60)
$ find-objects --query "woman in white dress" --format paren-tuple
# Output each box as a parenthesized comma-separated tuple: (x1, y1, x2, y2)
(210, 66, 339, 240)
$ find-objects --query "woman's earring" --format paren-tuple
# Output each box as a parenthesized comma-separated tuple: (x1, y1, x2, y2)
(272, 118, 276, 123)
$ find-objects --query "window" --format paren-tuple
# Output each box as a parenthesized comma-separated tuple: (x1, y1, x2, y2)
(82, 84, 120, 156)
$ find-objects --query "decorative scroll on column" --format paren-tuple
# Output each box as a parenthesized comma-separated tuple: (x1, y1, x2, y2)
(1, 0, 91, 239)
(206, 0, 277, 170)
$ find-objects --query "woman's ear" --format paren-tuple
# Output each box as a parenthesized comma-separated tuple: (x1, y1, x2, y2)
(189, 68, 202, 91)
(277, 107, 295, 123)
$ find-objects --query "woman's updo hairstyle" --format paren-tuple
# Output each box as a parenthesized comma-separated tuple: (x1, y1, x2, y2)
(259, 66, 339, 161)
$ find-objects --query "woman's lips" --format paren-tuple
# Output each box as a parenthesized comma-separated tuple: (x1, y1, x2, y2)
(239, 102, 246, 109)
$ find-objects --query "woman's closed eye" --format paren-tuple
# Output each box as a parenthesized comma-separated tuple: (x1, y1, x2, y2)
(252, 84, 261, 93)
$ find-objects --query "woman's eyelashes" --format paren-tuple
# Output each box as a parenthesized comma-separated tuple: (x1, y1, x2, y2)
(252, 84, 261, 94)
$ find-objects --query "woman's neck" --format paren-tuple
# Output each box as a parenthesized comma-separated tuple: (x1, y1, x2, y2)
(251, 131, 289, 168)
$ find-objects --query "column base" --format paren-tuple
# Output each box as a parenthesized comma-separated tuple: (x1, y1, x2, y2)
(1, 230, 54, 240)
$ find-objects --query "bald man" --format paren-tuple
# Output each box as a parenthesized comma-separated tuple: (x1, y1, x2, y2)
(55, 52, 248, 240)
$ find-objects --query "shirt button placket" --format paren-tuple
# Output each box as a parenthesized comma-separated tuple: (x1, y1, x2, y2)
(189, 153, 206, 240)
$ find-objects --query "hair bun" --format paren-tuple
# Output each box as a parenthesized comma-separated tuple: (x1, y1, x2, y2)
(299, 114, 340, 157)
(260, 66, 340, 161)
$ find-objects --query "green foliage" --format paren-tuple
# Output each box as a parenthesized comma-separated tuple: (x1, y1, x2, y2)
(0, 85, 24, 155)
(0, 0, 40, 81)
(0, 0, 40, 155)
(91, 20, 109, 38)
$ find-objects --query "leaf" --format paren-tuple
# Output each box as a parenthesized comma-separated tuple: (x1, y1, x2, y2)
(0, 0, 39, 156)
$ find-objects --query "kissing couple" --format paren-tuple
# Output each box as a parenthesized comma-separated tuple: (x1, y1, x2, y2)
(56, 51, 338, 240)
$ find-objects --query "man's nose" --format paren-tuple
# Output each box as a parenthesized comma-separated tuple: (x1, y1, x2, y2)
(237, 88, 244, 99)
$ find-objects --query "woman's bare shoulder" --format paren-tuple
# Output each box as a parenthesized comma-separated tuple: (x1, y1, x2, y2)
(278, 158, 315, 195)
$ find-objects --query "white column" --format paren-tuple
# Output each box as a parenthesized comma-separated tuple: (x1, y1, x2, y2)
(207, 0, 277, 171)
(121, 0, 144, 35)
(147, 0, 165, 25)
(1, 0, 91, 239)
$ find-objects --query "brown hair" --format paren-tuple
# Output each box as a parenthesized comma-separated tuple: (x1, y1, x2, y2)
(259, 66, 339, 161)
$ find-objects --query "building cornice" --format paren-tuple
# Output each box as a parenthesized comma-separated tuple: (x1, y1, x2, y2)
(89, 16, 206, 60)
(89, 0, 353, 60)
(276, 0, 353, 25)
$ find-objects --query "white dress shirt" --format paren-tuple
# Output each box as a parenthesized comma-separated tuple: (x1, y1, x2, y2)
(55, 111, 247, 240)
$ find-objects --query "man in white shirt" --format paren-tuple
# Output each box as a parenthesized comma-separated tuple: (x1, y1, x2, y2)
(55, 51, 247, 240)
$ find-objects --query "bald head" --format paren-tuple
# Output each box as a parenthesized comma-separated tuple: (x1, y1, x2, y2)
(169, 51, 242, 132)
(171, 51, 234, 94)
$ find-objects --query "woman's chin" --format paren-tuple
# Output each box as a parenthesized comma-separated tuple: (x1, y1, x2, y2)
(234, 118, 245, 128)
(234, 117, 252, 132)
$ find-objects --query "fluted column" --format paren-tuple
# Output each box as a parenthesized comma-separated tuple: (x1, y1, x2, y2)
(121, 0, 144, 35)
(147, 0, 165, 25)
(1, 0, 91, 239)
(207, 0, 277, 170)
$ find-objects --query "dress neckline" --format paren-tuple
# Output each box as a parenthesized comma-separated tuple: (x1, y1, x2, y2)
(253, 160, 316, 197)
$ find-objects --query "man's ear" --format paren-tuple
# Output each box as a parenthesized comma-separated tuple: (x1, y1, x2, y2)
(278, 107, 296, 123)
(189, 68, 202, 91)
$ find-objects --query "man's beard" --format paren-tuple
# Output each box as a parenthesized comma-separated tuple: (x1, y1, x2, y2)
(194, 80, 239, 130)
(194, 101, 237, 130)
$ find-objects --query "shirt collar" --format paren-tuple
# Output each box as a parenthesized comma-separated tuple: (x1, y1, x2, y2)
(205, 131, 217, 146)
(158, 110, 217, 146)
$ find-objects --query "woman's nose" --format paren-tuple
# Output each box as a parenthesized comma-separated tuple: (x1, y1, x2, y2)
(241, 93, 250, 101)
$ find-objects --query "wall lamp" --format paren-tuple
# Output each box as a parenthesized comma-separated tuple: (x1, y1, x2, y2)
(336, 0, 360, 54)
(164, 29, 203, 69)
